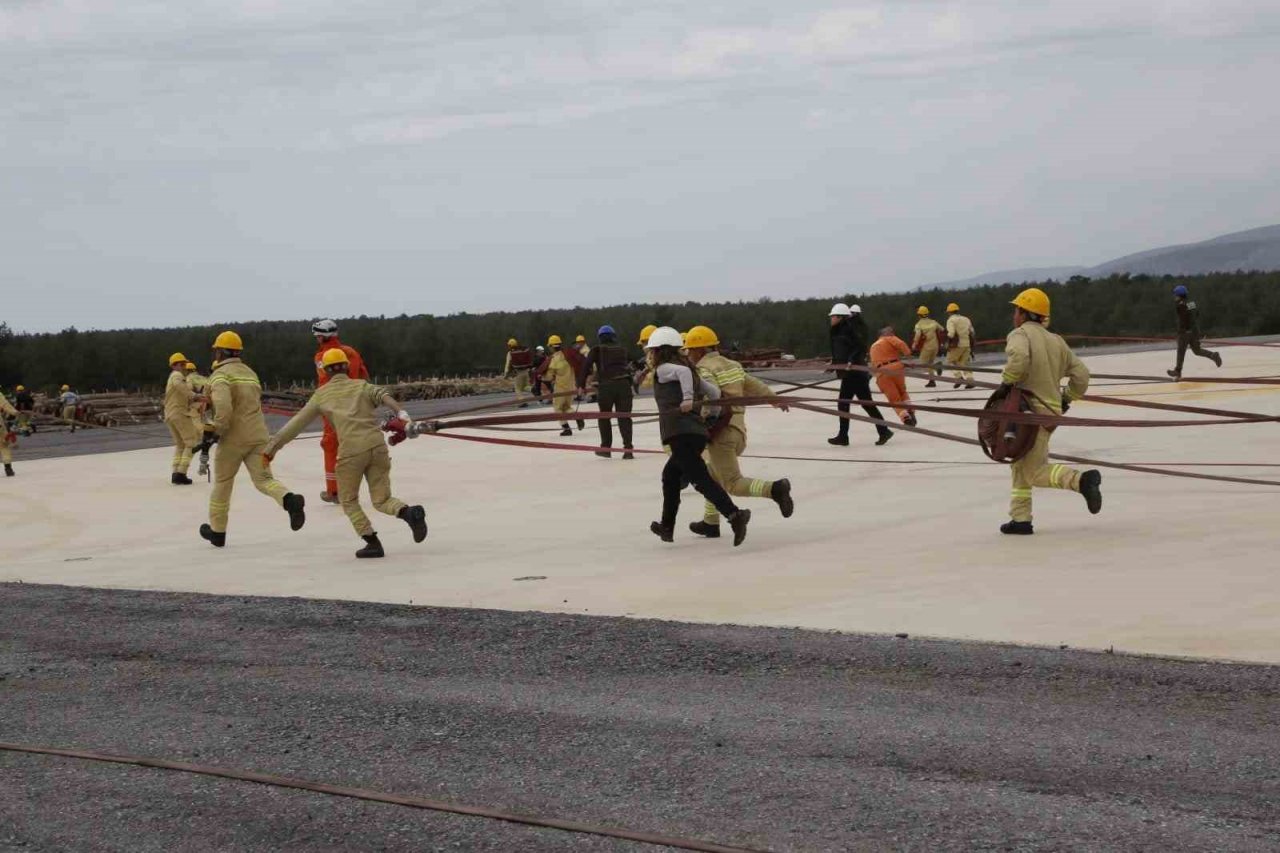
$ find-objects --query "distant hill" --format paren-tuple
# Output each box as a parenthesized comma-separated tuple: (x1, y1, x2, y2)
(921, 224, 1280, 290)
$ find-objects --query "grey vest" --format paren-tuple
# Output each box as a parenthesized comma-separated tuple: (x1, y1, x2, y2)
(654, 366, 707, 444)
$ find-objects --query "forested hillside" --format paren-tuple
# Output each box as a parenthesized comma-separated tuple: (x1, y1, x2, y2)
(3, 271, 1278, 393)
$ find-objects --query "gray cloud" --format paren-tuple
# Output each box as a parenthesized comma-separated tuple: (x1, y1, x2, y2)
(4, 1, 1280, 331)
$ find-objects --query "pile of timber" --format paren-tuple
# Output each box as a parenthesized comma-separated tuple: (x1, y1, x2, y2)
(723, 347, 791, 367)
(34, 391, 164, 428)
(262, 375, 511, 414)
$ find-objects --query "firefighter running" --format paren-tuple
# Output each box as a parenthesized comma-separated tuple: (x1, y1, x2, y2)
(912, 307, 944, 387)
(59, 385, 80, 432)
(503, 338, 534, 406)
(14, 386, 35, 435)
(200, 331, 305, 548)
(645, 327, 751, 547)
(685, 325, 793, 538)
(1167, 285, 1222, 380)
(539, 335, 584, 435)
(944, 302, 976, 389)
(0, 390, 18, 476)
(869, 327, 917, 427)
(163, 352, 202, 485)
(577, 325, 635, 459)
(264, 348, 427, 559)
(996, 288, 1103, 535)
(312, 319, 370, 505)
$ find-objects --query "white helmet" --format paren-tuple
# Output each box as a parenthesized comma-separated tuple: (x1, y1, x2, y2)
(645, 326, 684, 349)
(850, 304, 862, 314)
(311, 319, 338, 336)
(829, 303, 852, 317)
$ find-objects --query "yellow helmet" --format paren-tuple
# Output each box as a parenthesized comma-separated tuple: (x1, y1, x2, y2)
(547, 334, 562, 347)
(185, 362, 196, 371)
(916, 306, 930, 317)
(575, 335, 586, 344)
(213, 330, 243, 350)
(507, 338, 518, 348)
(16, 385, 25, 392)
(637, 324, 658, 346)
(1011, 287, 1051, 317)
(684, 325, 720, 349)
(61, 384, 70, 392)
(321, 348, 350, 367)
(169, 352, 187, 366)
(946, 302, 960, 313)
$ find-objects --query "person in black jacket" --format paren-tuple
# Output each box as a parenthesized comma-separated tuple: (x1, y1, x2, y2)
(577, 324, 636, 459)
(827, 303, 892, 446)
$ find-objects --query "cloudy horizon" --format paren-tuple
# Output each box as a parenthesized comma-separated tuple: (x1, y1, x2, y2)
(5, 1, 1280, 333)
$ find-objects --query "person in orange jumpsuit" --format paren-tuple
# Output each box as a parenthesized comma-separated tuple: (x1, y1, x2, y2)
(868, 327, 917, 427)
(312, 319, 370, 503)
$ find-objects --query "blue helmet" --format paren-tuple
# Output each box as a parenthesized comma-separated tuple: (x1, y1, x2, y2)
(1173, 285, 1189, 298)
(597, 325, 616, 337)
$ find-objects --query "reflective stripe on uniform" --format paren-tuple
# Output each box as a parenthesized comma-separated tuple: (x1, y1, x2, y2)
(1010, 488, 1032, 498)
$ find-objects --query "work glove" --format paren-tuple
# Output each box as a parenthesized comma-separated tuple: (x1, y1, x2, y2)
(1060, 393, 1071, 414)
(396, 410, 411, 424)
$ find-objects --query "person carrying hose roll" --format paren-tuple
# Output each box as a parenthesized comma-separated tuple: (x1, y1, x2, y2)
(996, 288, 1102, 535)
(200, 330, 305, 549)
(827, 303, 893, 447)
(685, 324, 793, 538)
(868, 327, 916, 427)
(539, 335, 583, 435)
(265, 348, 427, 559)
(577, 324, 635, 459)
(1167, 285, 1222, 380)
(944, 302, 976, 388)
(164, 352, 202, 485)
(503, 338, 534, 406)
(911, 306, 944, 387)
(646, 327, 751, 547)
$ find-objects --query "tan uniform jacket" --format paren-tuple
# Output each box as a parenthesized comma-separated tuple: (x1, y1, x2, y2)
(265, 374, 394, 460)
(945, 314, 974, 347)
(1001, 321, 1090, 414)
(164, 370, 194, 421)
(0, 395, 16, 419)
(209, 359, 269, 445)
(913, 318, 943, 351)
(696, 352, 773, 436)
(542, 351, 576, 392)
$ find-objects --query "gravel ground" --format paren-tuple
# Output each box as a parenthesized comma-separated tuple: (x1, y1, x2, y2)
(2, 584, 1278, 852)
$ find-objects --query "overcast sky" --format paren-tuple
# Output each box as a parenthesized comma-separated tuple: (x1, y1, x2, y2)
(4, 1, 1280, 332)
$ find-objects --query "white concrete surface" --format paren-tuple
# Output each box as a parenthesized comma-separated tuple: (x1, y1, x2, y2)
(4, 346, 1278, 663)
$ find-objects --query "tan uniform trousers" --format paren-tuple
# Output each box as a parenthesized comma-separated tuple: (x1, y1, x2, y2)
(917, 342, 940, 376)
(552, 393, 573, 419)
(336, 445, 407, 536)
(512, 371, 531, 395)
(61, 405, 78, 431)
(946, 346, 973, 383)
(208, 441, 291, 533)
(1010, 427, 1082, 523)
(1, 437, 12, 465)
(702, 426, 773, 524)
(166, 416, 201, 475)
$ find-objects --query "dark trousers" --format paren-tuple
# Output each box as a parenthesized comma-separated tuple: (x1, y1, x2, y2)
(836, 371, 890, 437)
(1175, 333, 1217, 372)
(662, 434, 737, 527)
(596, 381, 634, 448)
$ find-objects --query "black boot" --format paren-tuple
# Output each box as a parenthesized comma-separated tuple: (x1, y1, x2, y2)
(904, 414, 918, 427)
(560, 426, 573, 437)
(199, 523, 226, 548)
(595, 450, 612, 458)
(689, 520, 721, 538)
(1166, 369, 1181, 380)
(875, 429, 894, 446)
(925, 380, 937, 388)
(576, 419, 586, 431)
(171, 472, 192, 485)
(953, 382, 962, 389)
(622, 448, 635, 460)
(1212, 352, 1223, 368)
(827, 435, 849, 447)
(283, 493, 306, 531)
(1000, 521, 1034, 535)
(771, 479, 794, 518)
(650, 521, 674, 543)
(356, 533, 385, 558)
(727, 509, 751, 547)
(4, 464, 13, 477)
(1079, 470, 1103, 515)
(319, 491, 339, 504)
(398, 505, 428, 543)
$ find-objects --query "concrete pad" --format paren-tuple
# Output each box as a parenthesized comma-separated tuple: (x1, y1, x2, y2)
(4, 345, 1278, 663)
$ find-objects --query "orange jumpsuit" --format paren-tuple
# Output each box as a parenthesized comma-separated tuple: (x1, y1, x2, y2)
(314, 338, 370, 497)
(868, 335, 913, 423)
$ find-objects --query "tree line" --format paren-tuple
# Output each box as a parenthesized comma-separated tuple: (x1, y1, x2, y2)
(3, 271, 1278, 394)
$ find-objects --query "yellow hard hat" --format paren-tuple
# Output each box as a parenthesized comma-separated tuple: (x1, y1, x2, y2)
(507, 338, 518, 347)
(946, 302, 960, 313)
(321, 348, 350, 367)
(685, 325, 720, 349)
(169, 352, 187, 366)
(547, 334, 562, 347)
(16, 385, 25, 392)
(61, 384, 70, 392)
(637, 324, 658, 346)
(213, 330, 243, 350)
(575, 335, 586, 343)
(185, 362, 196, 371)
(916, 306, 930, 317)
(1011, 287, 1051, 317)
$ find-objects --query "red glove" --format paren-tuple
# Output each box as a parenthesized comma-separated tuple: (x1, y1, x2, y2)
(3, 431, 16, 446)
(383, 417, 408, 446)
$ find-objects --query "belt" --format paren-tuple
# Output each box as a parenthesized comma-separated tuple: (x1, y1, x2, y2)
(874, 359, 901, 368)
